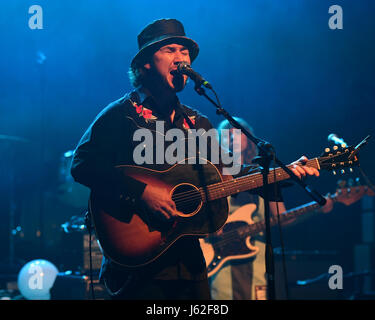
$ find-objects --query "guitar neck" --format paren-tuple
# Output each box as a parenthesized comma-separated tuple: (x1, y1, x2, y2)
(238, 194, 337, 237)
(204, 158, 320, 201)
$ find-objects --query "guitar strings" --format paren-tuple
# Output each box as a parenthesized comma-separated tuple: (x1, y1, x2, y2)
(160, 156, 343, 249)
(171, 159, 319, 204)
(172, 154, 340, 208)
(172, 174, 293, 212)
(205, 223, 264, 247)
(171, 168, 295, 208)
(171, 164, 298, 204)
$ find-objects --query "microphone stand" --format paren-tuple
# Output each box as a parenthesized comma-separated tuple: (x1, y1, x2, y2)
(194, 85, 327, 300)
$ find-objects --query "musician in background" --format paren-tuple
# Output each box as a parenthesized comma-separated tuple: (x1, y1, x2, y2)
(71, 18, 321, 300)
(209, 118, 333, 300)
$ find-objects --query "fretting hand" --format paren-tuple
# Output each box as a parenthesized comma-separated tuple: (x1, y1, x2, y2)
(290, 155, 320, 179)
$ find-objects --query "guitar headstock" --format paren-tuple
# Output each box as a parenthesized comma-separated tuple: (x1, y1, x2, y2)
(334, 178, 375, 206)
(319, 145, 360, 174)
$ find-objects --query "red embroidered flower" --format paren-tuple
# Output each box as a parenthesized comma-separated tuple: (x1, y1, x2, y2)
(142, 108, 153, 119)
(131, 100, 157, 123)
(135, 104, 143, 114)
(183, 116, 196, 130)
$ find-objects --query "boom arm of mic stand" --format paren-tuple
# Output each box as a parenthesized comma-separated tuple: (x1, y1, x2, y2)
(195, 86, 277, 299)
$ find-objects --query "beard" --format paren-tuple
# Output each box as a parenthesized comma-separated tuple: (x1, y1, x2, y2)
(170, 70, 186, 92)
(144, 68, 187, 94)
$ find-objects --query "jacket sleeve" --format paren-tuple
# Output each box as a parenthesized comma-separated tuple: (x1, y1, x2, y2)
(70, 105, 146, 205)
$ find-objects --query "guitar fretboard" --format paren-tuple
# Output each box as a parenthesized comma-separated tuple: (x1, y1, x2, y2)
(236, 194, 337, 238)
(200, 158, 320, 202)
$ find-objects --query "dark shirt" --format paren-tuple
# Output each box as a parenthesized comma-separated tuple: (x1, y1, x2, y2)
(71, 87, 285, 296)
(71, 88, 215, 292)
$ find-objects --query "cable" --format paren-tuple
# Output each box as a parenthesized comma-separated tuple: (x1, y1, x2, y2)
(209, 85, 286, 299)
(84, 211, 95, 300)
(209, 87, 222, 109)
(273, 156, 290, 300)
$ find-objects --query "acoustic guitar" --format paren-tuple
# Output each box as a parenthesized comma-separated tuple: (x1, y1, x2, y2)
(89, 145, 359, 268)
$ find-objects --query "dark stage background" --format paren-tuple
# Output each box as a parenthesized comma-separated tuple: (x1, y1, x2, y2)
(0, 0, 374, 299)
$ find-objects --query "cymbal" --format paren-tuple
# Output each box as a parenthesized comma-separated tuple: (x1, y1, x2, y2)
(0, 134, 29, 143)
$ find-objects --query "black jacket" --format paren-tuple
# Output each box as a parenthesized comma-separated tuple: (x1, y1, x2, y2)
(71, 88, 214, 293)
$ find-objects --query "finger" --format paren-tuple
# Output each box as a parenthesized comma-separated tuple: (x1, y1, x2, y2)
(301, 166, 315, 176)
(299, 155, 308, 164)
(292, 156, 307, 166)
(300, 165, 320, 177)
(313, 168, 320, 176)
(157, 207, 171, 221)
(164, 204, 179, 218)
(309, 167, 320, 177)
(168, 199, 177, 211)
(290, 168, 301, 179)
(293, 164, 306, 177)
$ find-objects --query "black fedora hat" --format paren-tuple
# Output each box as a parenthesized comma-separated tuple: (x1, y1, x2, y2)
(131, 19, 199, 69)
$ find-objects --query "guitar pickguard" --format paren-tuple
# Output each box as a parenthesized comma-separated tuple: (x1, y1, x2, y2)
(200, 203, 259, 277)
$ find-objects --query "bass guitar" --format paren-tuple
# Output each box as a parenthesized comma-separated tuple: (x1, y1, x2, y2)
(199, 181, 374, 277)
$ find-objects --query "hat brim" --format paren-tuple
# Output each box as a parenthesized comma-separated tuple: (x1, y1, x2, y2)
(131, 36, 199, 69)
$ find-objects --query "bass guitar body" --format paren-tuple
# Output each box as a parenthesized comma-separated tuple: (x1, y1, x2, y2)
(199, 204, 259, 277)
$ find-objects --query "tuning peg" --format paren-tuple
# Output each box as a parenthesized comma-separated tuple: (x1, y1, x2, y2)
(333, 145, 339, 151)
(349, 168, 353, 173)
(341, 169, 345, 174)
(332, 170, 337, 175)
(325, 147, 330, 153)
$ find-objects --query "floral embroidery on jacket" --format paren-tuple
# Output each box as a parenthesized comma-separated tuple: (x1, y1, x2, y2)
(182, 115, 196, 130)
(130, 99, 158, 123)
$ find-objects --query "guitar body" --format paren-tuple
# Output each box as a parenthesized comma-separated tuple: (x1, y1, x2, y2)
(200, 204, 260, 277)
(89, 159, 229, 268)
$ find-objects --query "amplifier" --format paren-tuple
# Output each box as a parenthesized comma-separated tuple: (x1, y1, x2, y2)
(51, 273, 109, 300)
(274, 249, 344, 300)
(83, 233, 103, 272)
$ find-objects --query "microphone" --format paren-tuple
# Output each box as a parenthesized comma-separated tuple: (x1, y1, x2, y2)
(328, 133, 347, 147)
(176, 62, 212, 89)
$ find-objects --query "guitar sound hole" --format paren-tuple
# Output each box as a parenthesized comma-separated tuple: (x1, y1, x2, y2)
(171, 184, 202, 217)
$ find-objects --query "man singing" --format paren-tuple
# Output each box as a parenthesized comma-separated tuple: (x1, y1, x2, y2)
(71, 18, 319, 300)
